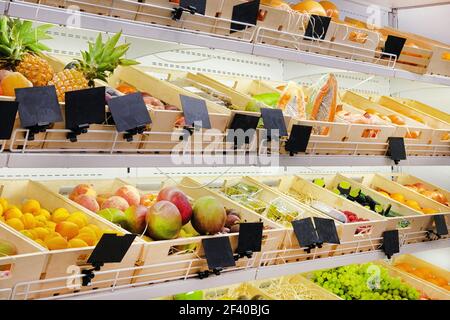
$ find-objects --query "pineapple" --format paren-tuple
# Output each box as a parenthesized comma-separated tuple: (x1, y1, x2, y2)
(0, 17, 54, 86)
(49, 31, 139, 102)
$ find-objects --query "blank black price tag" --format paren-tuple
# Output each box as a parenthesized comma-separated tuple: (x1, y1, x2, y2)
(236, 222, 264, 254)
(261, 108, 288, 138)
(292, 218, 319, 248)
(108, 93, 151, 132)
(180, 95, 211, 129)
(382, 230, 400, 259)
(383, 35, 406, 58)
(202, 237, 236, 270)
(433, 215, 449, 236)
(0, 101, 19, 140)
(16, 86, 62, 128)
(226, 113, 260, 148)
(305, 14, 332, 40)
(87, 234, 136, 265)
(231, 0, 260, 33)
(180, 0, 206, 15)
(65, 87, 106, 130)
(387, 137, 406, 164)
(285, 124, 313, 154)
(314, 217, 340, 244)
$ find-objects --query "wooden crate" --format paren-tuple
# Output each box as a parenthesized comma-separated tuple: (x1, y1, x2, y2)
(427, 45, 450, 77)
(203, 282, 273, 300)
(373, 95, 450, 147)
(120, 176, 285, 284)
(393, 98, 450, 125)
(390, 254, 449, 295)
(385, 173, 449, 208)
(252, 274, 341, 300)
(0, 180, 143, 299)
(0, 223, 47, 300)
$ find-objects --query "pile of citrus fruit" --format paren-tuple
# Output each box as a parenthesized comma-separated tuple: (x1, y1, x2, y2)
(375, 189, 438, 214)
(395, 262, 449, 291)
(0, 197, 121, 250)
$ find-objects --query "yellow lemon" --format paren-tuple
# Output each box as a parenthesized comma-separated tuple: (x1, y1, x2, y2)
(4, 207, 23, 220)
(21, 213, 36, 229)
(86, 224, 103, 239)
(0, 198, 8, 211)
(68, 238, 89, 248)
(52, 208, 70, 223)
(34, 215, 47, 227)
(22, 199, 41, 215)
(37, 208, 51, 220)
(390, 193, 405, 203)
(20, 229, 35, 240)
(6, 218, 24, 231)
(45, 236, 68, 250)
(67, 215, 87, 229)
(34, 238, 48, 249)
(45, 221, 57, 231)
(33, 227, 51, 240)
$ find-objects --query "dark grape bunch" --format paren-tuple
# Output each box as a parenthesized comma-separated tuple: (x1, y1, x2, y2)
(312, 263, 423, 300)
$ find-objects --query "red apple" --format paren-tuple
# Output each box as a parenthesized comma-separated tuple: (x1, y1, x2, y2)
(157, 187, 192, 225)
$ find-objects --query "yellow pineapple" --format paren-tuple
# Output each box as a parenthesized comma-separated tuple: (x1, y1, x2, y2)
(49, 31, 138, 102)
(16, 53, 54, 87)
(49, 69, 88, 102)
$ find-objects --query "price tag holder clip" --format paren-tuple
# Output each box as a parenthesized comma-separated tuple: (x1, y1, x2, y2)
(123, 125, 146, 142)
(284, 124, 313, 156)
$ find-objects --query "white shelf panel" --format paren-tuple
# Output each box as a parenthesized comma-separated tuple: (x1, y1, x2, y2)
(6, 1, 450, 87)
(56, 238, 450, 300)
(4, 153, 450, 168)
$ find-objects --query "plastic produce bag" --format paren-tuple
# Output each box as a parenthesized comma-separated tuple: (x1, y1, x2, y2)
(307, 74, 338, 134)
(277, 82, 307, 119)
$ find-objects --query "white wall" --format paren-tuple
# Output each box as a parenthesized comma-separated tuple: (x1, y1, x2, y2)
(397, 4, 450, 44)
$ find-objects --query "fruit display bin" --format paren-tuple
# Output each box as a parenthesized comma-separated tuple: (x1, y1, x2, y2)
(341, 91, 447, 157)
(251, 274, 341, 300)
(373, 95, 450, 147)
(427, 45, 450, 77)
(390, 254, 450, 295)
(108, 66, 233, 153)
(119, 176, 285, 285)
(351, 173, 450, 243)
(303, 261, 450, 300)
(0, 180, 143, 299)
(0, 221, 47, 300)
(383, 173, 449, 208)
(393, 97, 450, 125)
(262, 175, 388, 256)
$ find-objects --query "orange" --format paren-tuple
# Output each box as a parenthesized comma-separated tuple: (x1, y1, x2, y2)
(416, 268, 433, 279)
(6, 218, 24, 231)
(0, 72, 33, 96)
(292, 1, 327, 16)
(22, 199, 41, 215)
(434, 277, 448, 287)
(21, 213, 36, 229)
(33, 227, 51, 240)
(52, 208, 70, 223)
(4, 207, 23, 220)
(45, 236, 68, 250)
(390, 193, 405, 203)
(422, 208, 438, 214)
(427, 278, 441, 286)
(0, 205, 3, 217)
(116, 84, 137, 95)
(365, 108, 377, 115)
(442, 285, 450, 291)
(0, 198, 8, 211)
(68, 238, 89, 248)
(37, 208, 51, 219)
(55, 221, 79, 240)
(395, 263, 414, 273)
(411, 269, 426, 279)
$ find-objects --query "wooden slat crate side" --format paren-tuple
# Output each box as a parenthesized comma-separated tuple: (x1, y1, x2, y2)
(427, 45, 450, 77)
(395, 98, 450, 125)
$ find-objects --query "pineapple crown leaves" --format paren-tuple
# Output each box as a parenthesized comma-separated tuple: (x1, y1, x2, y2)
(73, 31, 139, 86)
(0, 16, 53, 66)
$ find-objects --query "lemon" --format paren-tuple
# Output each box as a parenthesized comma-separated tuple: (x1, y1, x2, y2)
(6, 218, 25, 231)
(52, 208, 70, 223)
(86, 224, 103, 239)
(21, 213, 36, 229)
(67, 214, 87, 229)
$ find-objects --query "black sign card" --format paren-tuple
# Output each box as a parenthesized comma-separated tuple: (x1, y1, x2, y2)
(0, 101, 19, 140)
(387, 137, 406, 164)
(314, 217, 340, 244)
(382, 230, 400, 259)
(383, 35, 406, 59)
(292, 218, 320, 248)
(16, 86, 62, 128)
(180, 0, 206, 15)
(107, 92, 152, 132)
(231, 0, 260, 33)
(226, 113, 260, 147)
(285, 124, 313, 154)
(87, 234, 136, 265)
(202, 237, 236, 270)
(261, 108, 288, 138)
(180, 95, 211, 129)
(65, 87, 106, 130)
(433, 215, 449, 236)
(305, 14, 332, 40)
(236, 222, 264, 254)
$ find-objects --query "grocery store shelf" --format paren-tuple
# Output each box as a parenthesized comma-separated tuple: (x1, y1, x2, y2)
(57, 238, 450, 300)
(6, 1, 450, 87)
(3, 153, 450, 168)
